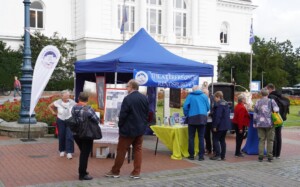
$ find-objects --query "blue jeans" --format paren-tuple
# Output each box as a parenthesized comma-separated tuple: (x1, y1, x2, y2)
(212, 130, 227, 158)
(57, 118, 74, 153)
(188, 124, 206, 158)
(13, 88, 21, 97)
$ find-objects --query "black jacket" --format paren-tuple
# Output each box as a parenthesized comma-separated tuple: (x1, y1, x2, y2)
(118, 91, 149, 137)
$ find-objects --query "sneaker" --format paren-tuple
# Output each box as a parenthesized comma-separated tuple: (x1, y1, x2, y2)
(105, 171, 120, 178)
(235, 154, 244, 158)
(79, 174, 93, 180)
(210, 156, 221, 161)
(187, 156, 194, 160)
(130, 175, 140, 179)
(67, 153, 72, 159)
(276, 157, 281, 159)
(221, 157, 226, 161)
(198, 157, 205, 161)
(59, 152, 65, 157)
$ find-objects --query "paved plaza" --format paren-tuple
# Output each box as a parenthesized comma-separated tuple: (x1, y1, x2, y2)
(0, 128, 300, 187)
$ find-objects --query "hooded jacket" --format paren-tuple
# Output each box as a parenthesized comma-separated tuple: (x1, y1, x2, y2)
(183, 90, 210, 125)
(212, 99, 231, 131)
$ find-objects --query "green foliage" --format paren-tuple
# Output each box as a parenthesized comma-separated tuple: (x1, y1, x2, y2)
(18, 31, 77, 83)
(0, 41, 22, 89)
(45, 78, 74, 91)
(218, 36, 300, 89)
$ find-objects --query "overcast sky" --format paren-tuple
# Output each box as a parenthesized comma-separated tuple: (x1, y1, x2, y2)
(251, 0, 300, 48)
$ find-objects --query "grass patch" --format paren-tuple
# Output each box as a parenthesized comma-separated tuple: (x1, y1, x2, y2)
(285, 105, 300, 127)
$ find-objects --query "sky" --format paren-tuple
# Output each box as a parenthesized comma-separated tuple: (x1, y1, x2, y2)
(251, 0, 300, 48)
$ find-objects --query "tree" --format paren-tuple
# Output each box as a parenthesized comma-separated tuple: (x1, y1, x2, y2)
(0, 41, 22, 89)
(18, 31, 76, 90)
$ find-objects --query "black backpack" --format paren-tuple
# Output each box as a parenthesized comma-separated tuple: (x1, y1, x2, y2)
(271, 95, 290, 121)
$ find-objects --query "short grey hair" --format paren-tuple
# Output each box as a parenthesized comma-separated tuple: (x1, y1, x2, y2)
(61, 90, 70, 96)
(237, 94, 245, 103)
(260, 88, 269, 96)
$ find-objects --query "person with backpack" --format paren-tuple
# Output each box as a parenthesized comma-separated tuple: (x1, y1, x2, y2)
(266, 83, 290, 159)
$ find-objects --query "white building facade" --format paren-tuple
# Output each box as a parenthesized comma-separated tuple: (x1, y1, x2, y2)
(0, 0, 256, 82)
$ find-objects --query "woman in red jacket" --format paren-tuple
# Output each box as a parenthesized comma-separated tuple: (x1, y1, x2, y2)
(232, 94, 250, 157)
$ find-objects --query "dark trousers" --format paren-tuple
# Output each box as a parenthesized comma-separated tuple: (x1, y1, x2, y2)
(112, 135, 143, 176)
(188, 124, 206, 158)
(273, 126, 282, 157)
(57, 118, 74, 153)
(212, 130, 227, 158)
(205, 122, 212, 153)
(234, 125, 245, 156)
(74, 136, 93, 177)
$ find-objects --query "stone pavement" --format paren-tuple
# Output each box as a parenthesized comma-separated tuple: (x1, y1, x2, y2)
(0, 128, 300, 187)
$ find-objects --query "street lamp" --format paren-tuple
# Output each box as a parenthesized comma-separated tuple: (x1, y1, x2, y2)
(231, 66, 235, 82)
(19, 0, 36, 124)
(261, 71, 265, 89)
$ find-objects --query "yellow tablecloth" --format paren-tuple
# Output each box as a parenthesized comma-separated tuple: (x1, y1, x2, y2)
(150, 125, 199, 160)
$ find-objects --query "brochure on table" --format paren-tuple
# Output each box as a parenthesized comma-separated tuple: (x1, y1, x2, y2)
(104, 88, 128, 126)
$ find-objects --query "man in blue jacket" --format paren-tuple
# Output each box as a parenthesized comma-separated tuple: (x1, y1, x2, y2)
(106, 79, 149, 179)
(183, 85, 210, 161)
(210, 91, 231, 161)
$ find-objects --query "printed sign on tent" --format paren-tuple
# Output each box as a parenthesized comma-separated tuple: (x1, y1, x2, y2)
(133, 69, 198, 88)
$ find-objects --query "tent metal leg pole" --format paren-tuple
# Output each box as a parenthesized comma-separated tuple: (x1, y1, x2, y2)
(114, 72, 117, 88)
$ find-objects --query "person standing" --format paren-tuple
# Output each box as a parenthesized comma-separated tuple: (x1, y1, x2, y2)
(253, 88, 279, 162)
(13, 76, 21, 97)
(105, 79, 149, 179)
(48, 90, 76, 159)
(72, 92, 100, 180)
(183, 85, 210, 161)
(266, 83, 289, 159)
(210, 91, 231, 161)
(232, 94, 250, 157)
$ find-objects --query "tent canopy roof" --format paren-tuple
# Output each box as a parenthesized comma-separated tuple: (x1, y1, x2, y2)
(75, 28, 213, 77)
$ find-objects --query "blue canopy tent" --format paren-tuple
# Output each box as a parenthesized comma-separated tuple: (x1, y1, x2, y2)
(75, 28, 214, 96)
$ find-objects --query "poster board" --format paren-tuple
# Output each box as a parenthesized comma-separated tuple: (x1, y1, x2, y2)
(169, 88, 181, 108)
(96, 76, 106, 109)
(104, 88, 128, 126)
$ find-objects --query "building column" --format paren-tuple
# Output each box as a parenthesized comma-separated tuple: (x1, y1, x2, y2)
(139, 0, 147, 29)
(191, 0, 200, 45)
(166, 0, 176, 44)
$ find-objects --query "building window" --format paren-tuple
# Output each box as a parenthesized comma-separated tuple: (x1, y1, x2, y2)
(118, 0, 135, 33)
(173, 0, 187, 37)
(146, 0, 162, 34)
(220, 22, 229, 44)
(30, 1, 44, 29)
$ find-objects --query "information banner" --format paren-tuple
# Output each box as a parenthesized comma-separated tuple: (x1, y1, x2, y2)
(133, 69, 198, 88)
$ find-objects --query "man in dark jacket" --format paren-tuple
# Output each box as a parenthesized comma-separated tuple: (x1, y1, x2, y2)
(210, 91, 231, 161)
(266, 83, 285, 159)
(106, 79, 149, 179)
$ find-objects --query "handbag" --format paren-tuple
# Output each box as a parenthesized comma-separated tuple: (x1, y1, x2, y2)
(78, 106, 102, 140)
(65, 108, 82, 133)
(270, 99, 283, 127)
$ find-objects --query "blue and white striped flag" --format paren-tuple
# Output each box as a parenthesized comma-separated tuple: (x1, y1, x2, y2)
(120, 5, 128, 34)
(249, 21, 255, 45)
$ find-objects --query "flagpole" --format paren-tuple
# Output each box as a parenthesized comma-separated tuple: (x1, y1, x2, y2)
(249, 18, 254, 91)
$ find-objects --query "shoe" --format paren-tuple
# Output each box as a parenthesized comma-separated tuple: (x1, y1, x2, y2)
(79, 174, 93, 180)
(258, 157, 263, 162)
(276, 157, 281, 159)
(130, 175, 140, 179)
(210, 156, 221, 161)
(235, 154, 244, 158)
(268, 157, 273, 162)
(187, 156, 194, 160)
(105, 171, 120, 178)
(67, 153, 72, 159)
(221, 157, 226, 161)
(59, 152, 65, 157)
(198, 157, 205, 161)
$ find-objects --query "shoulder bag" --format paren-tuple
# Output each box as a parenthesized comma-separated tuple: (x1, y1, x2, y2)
(78, 106, 102, 140)
(270, 99, 283, 128)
